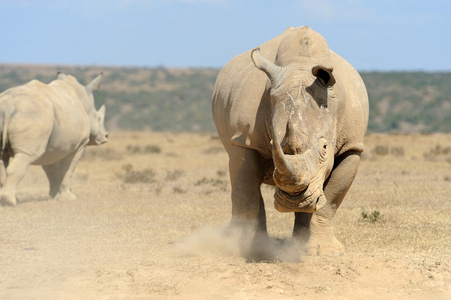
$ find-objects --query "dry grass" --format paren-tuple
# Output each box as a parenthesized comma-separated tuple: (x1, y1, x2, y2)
(0, 131, 450, 299)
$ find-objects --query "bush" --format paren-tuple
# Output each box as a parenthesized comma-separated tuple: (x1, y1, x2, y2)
(361, 210, 383, 223)
(372, 145, 389, 156)
(144, 144, 162, 154)
(83, 148, 123, 161)
(195, 177, 228, 191)
(126, 144, 161, 154)
(166, 169, 184, 181)
(119, 164, 157, 183)
(424, 145, 451, 161)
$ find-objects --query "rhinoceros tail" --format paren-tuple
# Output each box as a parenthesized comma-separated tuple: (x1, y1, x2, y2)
(1, 107, 11, 156)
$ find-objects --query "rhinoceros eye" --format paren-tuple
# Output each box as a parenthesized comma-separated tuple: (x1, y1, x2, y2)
(319, 138, 328, 162)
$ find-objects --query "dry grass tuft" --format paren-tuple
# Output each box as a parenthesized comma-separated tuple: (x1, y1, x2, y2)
(126, 144, 162, 154)
(165, 169, 184, 181)
(119, 163, 157, 183)
(82, 147, 123, 161)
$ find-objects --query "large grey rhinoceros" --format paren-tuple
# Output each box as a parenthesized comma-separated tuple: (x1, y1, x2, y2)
(0, 73, 108, 206)
(212, 26, 369, 257)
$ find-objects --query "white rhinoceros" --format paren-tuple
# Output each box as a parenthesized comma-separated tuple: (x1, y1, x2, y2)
(0, 73, 108, 206)
(212, 26, 369, 258)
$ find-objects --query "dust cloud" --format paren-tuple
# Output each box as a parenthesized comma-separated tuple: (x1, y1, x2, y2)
(175, 224, 305, 263)
(174, 225, 242, 257)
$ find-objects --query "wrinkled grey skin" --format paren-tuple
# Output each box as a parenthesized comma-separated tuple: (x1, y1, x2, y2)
(0, 73, 108, 206)
(212, 26, 368, 258)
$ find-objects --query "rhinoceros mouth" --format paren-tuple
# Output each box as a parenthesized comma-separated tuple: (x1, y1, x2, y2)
(274, 187, 326, 213)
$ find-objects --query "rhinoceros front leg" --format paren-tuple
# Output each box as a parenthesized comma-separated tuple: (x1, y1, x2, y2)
(42, 146, 86, 202)
(0, 153, 33, 206)
(228, 145, 268, 259)
(294, 150, 361, 256)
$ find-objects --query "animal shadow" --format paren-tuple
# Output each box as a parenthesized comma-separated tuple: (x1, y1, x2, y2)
(16, 193, 51, 205)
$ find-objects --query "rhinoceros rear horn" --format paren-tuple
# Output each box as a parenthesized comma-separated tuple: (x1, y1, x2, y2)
(251, 48, 284, 80)
(56, 72, 66, 80)
(86, 73, 103, 92)
(312, 66, 335, 87)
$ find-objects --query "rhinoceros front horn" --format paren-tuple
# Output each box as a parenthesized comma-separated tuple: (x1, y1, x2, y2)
(272, 128, 293, 179)
(271, 119, 310, 193)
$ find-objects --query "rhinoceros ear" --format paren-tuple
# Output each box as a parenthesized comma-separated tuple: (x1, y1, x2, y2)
(312, 66, 335, 87)
(87, 72, 103, 92)
(251, 48, 284, 80)
(56, 72, 66, 80)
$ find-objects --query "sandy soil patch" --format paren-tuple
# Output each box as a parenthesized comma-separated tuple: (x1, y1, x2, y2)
(1, 132, 450, 299)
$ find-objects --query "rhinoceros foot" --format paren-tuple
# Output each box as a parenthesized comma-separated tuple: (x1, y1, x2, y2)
(0, 193, 17, 206)
(305, 236, 344, 256)
(53, 190, 77, 202)
(304, 213, 345, 256)
(246, 231, 276, 262)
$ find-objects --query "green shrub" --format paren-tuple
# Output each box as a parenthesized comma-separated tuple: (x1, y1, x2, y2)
(361, 210, 383, 223)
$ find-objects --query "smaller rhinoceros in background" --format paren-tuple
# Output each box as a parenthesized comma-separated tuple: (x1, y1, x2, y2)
(0, 73, 108, 206)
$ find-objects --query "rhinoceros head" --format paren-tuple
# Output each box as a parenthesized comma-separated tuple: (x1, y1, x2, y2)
(251, 32, 337, 213)
(85, 74, 108, 146)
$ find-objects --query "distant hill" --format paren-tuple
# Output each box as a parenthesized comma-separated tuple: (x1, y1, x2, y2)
(361, 72, 451, 132)
(0, 64, 450, 133)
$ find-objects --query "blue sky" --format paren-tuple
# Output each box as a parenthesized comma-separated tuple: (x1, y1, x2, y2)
(1, 0, 450, 71)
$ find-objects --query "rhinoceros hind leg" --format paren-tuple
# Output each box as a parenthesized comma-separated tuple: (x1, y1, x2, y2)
(0, 154, 10, 188)
(0, 153, 33, 206)
(42, 162, 62, 199)
(43, 147, 85, 202)
(43, 162, 76, 202)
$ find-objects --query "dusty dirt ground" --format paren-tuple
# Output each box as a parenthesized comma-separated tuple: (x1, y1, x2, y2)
(1, 131, 450, 299)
